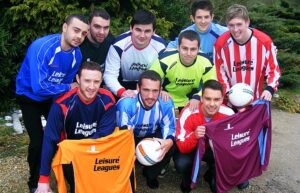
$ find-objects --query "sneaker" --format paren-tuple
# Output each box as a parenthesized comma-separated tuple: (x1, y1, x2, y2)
(146, 178, 159, 189)
(158, 163, 169, 178)
(237, 181, 249, 190)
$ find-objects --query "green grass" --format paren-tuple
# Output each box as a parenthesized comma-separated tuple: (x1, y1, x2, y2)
(0, 124, 28, 158)
(272, 86, 300, 113)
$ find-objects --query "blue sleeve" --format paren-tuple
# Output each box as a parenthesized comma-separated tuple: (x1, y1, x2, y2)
(92, 104, 116, 138)
(28, 43, 73, 96)
(39, 103, 64, 176)
(160, 99, 176, 141)
(116, 98, 135, 128)
(167, 38, 179, 49)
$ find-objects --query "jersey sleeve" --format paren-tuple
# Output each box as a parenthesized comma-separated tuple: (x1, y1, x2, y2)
(264, 42, 281, 94)
(39, 103, 65, 178)
(103, 45, 124, 97)
(160, 99, 176, 141)
(214, 45, 231, 95)
(167, 38, 179, 49)
(176, 106, 199, 153)
(116, 98, 135, 128)
(28, 44, 71, 96)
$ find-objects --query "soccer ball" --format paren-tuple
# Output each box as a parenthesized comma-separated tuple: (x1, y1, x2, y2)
(228, 83, 254, 107)
(136, 138, 163, 166)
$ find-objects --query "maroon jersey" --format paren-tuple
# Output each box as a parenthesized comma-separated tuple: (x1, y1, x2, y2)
(191, 100, 271, 193)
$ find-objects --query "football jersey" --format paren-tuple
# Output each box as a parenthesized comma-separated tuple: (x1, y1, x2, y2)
(103, 31, 166, 97)
(150, 50, 216, 107)
(52, 130, 135, 193)
(116, 94, 176, 140)
(214, 29, 281, 100)
(191, 100, 271, 193)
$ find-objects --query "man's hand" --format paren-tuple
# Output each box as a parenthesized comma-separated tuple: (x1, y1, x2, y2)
(121, 89, 137, 98)
(194, 125, 206, 139)
(70, 82, 78, 89)
(260, 90, 272, 101)
(188, 99, 200, 112)
(154, 138, 173, 160)
(160, 90, 171, 102)
(35, 182, 52, 193)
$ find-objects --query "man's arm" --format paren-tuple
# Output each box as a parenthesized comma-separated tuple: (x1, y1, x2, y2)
(38, 103, 65, 183)
(175, 106, 199, 153)
(103, 45, 124, 97)
(116, 98, 135, 129)
(262, 41, 281, 101)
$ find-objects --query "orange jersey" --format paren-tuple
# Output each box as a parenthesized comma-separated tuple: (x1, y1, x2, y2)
(52, 130, 135, 193)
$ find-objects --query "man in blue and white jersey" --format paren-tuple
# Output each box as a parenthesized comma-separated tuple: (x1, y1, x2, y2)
(15, 14, 89, 193)
(116, 70, 175, 189)
(104, 10, 166, 99)
(167, 0, 227, 62)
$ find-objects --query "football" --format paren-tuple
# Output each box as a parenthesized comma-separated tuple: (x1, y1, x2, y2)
(228, 83, 254, 107)
(136, 138, 163, 166)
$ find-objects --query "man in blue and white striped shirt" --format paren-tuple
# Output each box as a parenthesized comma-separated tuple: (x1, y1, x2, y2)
(116, 70, 176, 189)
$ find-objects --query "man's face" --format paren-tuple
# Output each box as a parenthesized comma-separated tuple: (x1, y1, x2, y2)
(62, 18, 89, 49)
(89, 16, 110, 44)
(227, 17, 250, 44)
(137, 79, 160, 109)
(191, 9, 213, 32)
(130, 24, 154, 49)
(178, 37, 199, 66)
(76, 69, 102, 102)
(201, 88, 223, 118)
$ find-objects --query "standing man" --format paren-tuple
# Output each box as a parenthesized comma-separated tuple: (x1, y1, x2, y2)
(15, 14, 89, 193)
(168, 0, 227, 61)
(150, 30, 216, 111)
(35, 61, 116, 193)
(80, 9, 115, 72)
(104, 10, 166, 98)
(116, 70, 176, 189)
(174, 80, 234, 193)
(214, 4, 281, 102)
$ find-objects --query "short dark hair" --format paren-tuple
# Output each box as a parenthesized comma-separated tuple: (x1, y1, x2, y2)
(178, 30, 200, 48)
(191, 0, 213, 17)
(138, 70, 161, 87)
(65, 14, 88, 25)
(202, 80, 224, 95)
(130, 10, 156, 30)
(78, 61, 102, 77)
(89, 9, 110, 23)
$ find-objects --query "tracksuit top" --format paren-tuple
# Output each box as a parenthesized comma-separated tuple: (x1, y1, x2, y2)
(16, 34, 82, 101)
(167, 23, 228, 61)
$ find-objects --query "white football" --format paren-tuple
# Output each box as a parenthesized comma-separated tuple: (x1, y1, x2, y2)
(228, 83, 254, 107)
(136, 138, 163, 166)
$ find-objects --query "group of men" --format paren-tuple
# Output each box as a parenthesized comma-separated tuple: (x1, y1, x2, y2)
(15, 0, 280, 193)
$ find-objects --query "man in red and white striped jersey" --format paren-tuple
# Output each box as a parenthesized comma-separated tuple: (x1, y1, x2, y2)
(214, 4, 281, 102)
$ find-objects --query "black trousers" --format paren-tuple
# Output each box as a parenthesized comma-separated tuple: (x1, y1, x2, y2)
(16, 95, 52, 189)
(173, 146, 215, 189)
(135, 131, 175, 180)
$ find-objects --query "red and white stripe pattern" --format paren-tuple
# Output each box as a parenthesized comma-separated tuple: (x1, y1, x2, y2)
(214, 29, 280, 100)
